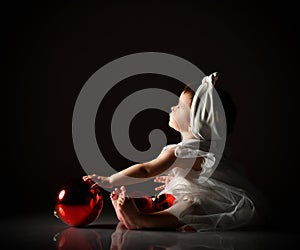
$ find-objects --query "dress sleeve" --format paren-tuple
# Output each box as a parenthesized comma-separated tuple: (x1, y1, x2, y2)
(156, 144, 177, 158)
(174, 139, 216, 183)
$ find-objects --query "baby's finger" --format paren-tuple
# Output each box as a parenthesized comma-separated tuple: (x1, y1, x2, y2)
(87, 174, 97, 179)
(86, 175, 100, 184)
(82, 176, 98, 187)
(155, 185, 166, 191)
(154, 176, 167, 183)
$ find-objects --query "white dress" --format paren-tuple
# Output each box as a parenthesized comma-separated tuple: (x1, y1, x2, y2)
(157, 139, 261, 232)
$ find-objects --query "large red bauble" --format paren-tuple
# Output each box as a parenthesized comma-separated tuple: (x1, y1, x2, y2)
(54, 178, 103, 227)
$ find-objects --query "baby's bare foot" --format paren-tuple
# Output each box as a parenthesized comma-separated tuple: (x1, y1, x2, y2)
(117, 186, 142, 230)
(110, 188, 124, 222)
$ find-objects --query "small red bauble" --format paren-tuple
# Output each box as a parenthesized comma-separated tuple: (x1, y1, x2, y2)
(54, 178, 103, 227)
(153, 193, 176, 211)
(134, 196, 156, 213)
(134, 193, 176, 213)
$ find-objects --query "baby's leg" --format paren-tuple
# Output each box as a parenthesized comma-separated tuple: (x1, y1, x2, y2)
(117, 186, 183, 230)
(110, 187, 124, 222)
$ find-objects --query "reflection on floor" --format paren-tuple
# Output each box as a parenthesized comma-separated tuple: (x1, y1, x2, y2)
(2, 211, 298, 250)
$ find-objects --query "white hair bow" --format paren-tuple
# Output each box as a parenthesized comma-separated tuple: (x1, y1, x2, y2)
(190, 72, 225, 142)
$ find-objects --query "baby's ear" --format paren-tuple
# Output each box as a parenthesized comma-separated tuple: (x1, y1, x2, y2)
(211, 72, 219, 86)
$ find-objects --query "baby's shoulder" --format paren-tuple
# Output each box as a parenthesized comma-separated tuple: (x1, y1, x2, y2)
(159, 144, 177, 155)
(163, 144, 178, 150)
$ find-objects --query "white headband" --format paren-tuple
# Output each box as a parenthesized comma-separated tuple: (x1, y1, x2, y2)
(190, 72, 225, 141)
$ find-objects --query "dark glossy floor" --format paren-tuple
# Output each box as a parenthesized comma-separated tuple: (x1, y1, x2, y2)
(2, 210, 299, 250)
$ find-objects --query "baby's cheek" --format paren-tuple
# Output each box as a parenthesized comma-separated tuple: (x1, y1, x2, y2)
(177, 113, 190, 128)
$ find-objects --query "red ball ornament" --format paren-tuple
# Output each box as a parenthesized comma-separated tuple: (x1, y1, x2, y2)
(133, 193, 176, 213)
(153, 193, 176, 211)
(134, 196, 156, 213)
(54, 178, 103, 227)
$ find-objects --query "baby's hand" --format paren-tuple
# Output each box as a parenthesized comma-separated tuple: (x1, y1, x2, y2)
(83, 174, 113, 188)
(153, 174, 173, 191)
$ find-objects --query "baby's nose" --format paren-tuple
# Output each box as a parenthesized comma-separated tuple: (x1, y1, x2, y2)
(171, 106, 175, 111)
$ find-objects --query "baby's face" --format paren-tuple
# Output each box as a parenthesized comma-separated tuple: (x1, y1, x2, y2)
(169, 92, 192, 132)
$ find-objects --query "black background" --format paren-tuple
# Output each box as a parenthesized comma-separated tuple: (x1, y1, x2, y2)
(2, 1, 298, 230)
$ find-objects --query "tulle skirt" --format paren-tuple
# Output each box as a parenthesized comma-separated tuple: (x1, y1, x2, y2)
(160, 172, 258, 232)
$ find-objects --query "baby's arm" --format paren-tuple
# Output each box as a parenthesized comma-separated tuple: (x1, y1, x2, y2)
(86, 147, 177, 188)
(119, 147, 177, 179)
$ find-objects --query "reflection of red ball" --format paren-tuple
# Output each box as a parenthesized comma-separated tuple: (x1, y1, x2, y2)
(54, 178, 103, 227)
(55, 227, 102, 250)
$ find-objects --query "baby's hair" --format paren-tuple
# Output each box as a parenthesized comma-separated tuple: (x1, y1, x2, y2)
(183, 82, 237, 134)
(182, 84, 198, 107)
(183, 84, 195, 97)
